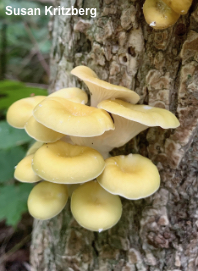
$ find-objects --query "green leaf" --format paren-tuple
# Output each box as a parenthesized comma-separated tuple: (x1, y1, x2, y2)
(0, 121, 32, 149)
(0, 183, 33, 226)
(0, 80, 47, 110)
(0, 146, 26, 183)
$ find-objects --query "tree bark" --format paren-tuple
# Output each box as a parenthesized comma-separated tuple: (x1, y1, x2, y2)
(30, 0, 198, 270)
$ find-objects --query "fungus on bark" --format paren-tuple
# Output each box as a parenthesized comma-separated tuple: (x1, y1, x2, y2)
(32, 141, 105, 184)
(71, 181, 122, 232)
(71, 99, 180, 158)
(5, 65, 180, 231)
(28, 181, 68, 220)
(33, 97, 114, 137)
(71, 65, 140, 107)
(97, 154, 160, 200)
(143, 0, 180, 29)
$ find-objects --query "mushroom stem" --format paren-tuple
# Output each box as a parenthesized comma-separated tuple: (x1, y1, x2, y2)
(71, 115, 148, 159)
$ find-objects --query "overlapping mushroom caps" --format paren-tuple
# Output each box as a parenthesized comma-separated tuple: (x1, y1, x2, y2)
(33, 97, 114, 137)
(32, 141, 105, 184)
(71, 99, 180, 158)
(143, 0, 192, 29)
(6, 87, 88, 143)
(6, 96, 46, 128)
(6, 65, 181, 231)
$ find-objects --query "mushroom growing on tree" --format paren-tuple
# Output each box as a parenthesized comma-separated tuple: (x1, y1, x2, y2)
(28, 181, 68, 220)
(143, 0, 180, 29)
(71, 181, 122, 232)
(71, 65, 140, 107)
(33, 97, 114, 137)
(5, 66, 180, 235)
(162, 0, 193, 14)
(71, 99, 180, 158)
(32, 141, 105, 184)
(97, 154, 160, 200)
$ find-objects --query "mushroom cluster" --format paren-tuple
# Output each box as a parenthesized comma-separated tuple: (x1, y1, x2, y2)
(143, 0, 193, 29)
(6, 66, 180, 232)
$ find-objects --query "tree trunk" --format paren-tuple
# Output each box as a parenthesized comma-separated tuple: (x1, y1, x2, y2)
(30, 0, 198, 270)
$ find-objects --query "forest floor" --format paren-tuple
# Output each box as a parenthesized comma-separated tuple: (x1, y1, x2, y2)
(0, 214, 33, 271)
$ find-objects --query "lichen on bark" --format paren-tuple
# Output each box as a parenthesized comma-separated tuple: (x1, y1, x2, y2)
(31, 0, 198, 270)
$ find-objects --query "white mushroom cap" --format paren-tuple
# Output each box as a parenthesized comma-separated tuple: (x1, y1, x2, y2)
(32, 141, 105, 184)
(71, 66, 140, 107)
(97, 154, 160, 200)
(71, 181, 122, 232)
(28, 181, 68, 220)
(33, 97, 114, 137)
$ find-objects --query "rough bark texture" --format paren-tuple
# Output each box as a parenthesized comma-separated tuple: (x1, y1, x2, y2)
(31, 0, 198, 270)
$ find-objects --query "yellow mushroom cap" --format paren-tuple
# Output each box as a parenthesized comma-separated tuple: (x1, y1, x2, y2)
(32, 141, 105, 184)
(28, 181, 68, 220)
(71, 181, 122, 232)
(49, 87, 88, 104)
(98, 99, 180, 129)
(143, 0, 180, 29)
(6, 96, 46, 129)
(33, 97, 114, 137)
(97, 154, 160, 200)
(26, 141, 43, 156)
(71, 66, 140, 107)
(25, 116, 63, 143)
(162, 0, 192, 15)
(14, 154, 41, 183)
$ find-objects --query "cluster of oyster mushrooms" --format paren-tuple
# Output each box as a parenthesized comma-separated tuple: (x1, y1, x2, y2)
(143, 0, 193, 29)
(6, 66, 180, 232)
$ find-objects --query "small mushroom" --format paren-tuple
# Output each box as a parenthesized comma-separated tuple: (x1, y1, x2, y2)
(32, 141, 105, 184)
(14, 154, 41, 183)
(162, 0, 193, 15)
(71, 66, 140, 107)
(33, 97, 114, 137)
(25, 116, 63, 143)
(71, 181, 122, 232)
(143, 0, 180, 29)
(97, 154, 160, 200)
(6, 96, 46, 129)
(28, 181, 68, 220)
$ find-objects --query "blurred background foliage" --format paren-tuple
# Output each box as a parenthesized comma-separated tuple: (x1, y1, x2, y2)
(0, 0, 51, 83)
(0, 0, 50, 227)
